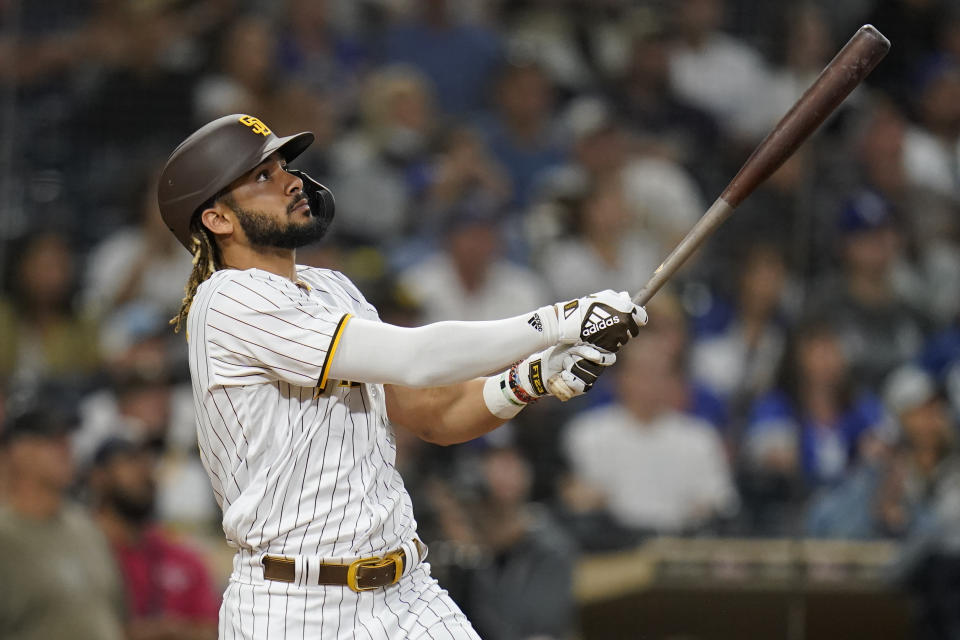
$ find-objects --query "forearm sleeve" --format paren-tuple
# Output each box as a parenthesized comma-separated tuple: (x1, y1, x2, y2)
(328, 311, 557, 387)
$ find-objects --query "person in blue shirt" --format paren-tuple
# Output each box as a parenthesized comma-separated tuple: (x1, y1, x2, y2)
(740, 320, 886, 533)
(382, 0, 502, 117)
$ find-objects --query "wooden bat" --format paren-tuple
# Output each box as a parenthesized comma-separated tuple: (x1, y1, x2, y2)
(632, 24, 890, 307)
(547, 24, 890, 401)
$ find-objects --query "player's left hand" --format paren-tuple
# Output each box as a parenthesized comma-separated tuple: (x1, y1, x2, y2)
(512, 344, 615, 404)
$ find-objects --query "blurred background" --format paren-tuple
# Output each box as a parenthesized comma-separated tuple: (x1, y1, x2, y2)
(1, 0, 960, 638)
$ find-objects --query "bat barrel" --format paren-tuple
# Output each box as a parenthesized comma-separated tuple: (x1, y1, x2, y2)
(721, 24, 890, 207)
(632, 25, 890, 308)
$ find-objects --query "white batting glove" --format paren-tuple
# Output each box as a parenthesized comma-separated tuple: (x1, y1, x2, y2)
(548, 290, 647, 352)
(483, 344, 615, 419)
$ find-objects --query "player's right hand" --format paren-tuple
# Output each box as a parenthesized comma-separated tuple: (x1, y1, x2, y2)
(552, 290, 647, 352)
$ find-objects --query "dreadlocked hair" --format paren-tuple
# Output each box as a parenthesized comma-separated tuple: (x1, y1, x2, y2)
(171, 213, 223, 335)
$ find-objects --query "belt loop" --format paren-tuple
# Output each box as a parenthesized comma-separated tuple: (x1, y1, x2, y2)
(400, 538, 427, 577)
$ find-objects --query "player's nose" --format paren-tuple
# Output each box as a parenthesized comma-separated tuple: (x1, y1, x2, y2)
(283, 168, 304, 196)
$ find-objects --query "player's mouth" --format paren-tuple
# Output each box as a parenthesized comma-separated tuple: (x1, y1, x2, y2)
(289, 196, 311, 215)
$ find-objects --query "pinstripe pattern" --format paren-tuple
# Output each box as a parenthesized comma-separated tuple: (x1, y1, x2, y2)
(188, 266, 417, 557)
(188, 266, 436, 637)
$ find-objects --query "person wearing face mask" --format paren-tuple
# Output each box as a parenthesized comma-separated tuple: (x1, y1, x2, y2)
(326, 65, 439, 246)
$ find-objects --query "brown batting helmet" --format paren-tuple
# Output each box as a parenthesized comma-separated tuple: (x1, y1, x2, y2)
(158, 114, 315, 250)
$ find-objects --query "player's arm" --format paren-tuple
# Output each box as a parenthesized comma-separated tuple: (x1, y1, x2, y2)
(384, 344, 613, 445)
(329, 290, 646, 388)
(385, 379, 501, 445)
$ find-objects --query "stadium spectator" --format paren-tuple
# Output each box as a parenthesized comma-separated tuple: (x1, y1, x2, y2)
(399, 190, 548, 322)
(611, 18, 720, 181)
(561, 332, 738, 536)
(753, 4, 837, 136)
(74, 306, 217, 532)
(806, 190, 928, 389)
(560, 97, 630, 185)
(82, 170, 193, 320)
(555, 97, 708, 260)
(878, 366, 960, 640)
(691, 243, 791, 431)
(902, 57, 960, 204)
(454, 444, 577, 640)
(381, 0, 502, 116)
(538, 175, 659, 300)
(0, 403, 126, 640)
(0, 232, 100, 386)
(741, 320, 886, 534)
(275, 0, 368, 118)
(88, 437, 220, 640)
(667, 0, 774, 141)
(806, 365, 956, 540)
(477, 58, 567, 209)
(193, 15, 280, 123)
(327, 64, 439, 246)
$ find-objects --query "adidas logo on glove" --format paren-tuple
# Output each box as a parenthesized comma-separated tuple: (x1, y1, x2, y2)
(581, 314, 620, 337)
(580, 304, 620, 338)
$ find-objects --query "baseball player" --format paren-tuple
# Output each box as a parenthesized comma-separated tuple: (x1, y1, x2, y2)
(157, 113, 647, 639)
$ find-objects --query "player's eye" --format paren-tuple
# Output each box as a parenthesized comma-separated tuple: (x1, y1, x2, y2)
(256, 169, 270, 182)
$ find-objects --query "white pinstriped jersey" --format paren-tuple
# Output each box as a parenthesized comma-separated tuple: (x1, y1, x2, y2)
(186, 266, 417, 559)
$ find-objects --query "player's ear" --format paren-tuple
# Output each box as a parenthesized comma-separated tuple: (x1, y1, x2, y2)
(200, 204, 234, 236)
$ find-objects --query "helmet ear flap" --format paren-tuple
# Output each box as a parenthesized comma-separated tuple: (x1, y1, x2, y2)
(288, 169, 336, 237)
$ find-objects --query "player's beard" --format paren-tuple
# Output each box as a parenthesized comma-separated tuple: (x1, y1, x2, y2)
(224, 194, 328, 250)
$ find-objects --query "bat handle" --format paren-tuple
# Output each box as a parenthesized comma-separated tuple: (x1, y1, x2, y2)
(632, 197, 736, 306)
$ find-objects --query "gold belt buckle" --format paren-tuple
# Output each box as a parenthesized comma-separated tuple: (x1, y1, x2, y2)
(346, 551, 404, 592)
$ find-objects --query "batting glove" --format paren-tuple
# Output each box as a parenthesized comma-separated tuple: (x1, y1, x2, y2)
(551, 290, 647, 352)
(483, 344, 615, 419)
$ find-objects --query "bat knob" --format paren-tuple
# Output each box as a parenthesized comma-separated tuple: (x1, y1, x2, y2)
(547, 374, 575, 402)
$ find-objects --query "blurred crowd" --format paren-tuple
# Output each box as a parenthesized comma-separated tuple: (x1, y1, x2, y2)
(2, 0, 960, 638)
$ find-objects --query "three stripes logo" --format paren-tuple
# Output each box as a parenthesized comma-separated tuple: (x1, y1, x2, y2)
(528, 313, 543, 333)
(580, 303, 620, 338)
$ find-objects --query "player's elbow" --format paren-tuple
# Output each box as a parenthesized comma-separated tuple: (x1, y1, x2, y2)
(418, 427, 461, 446)
(396, 420, 459, 446)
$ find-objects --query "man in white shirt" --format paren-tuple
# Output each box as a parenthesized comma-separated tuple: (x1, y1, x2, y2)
(563, 332, 737, 533)
(156, 113, 647, 639)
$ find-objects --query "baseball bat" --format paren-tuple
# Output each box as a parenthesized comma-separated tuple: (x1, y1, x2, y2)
(631, 24, 890, 307)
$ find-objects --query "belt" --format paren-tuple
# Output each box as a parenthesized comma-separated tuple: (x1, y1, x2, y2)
(261, 540, 425, 592)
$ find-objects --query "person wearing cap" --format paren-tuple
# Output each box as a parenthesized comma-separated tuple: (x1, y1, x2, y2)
(0, 406, 126, 640)
(156, 113, 646, 638)
(805, 189, 928, 390)
(805, 365, 959, 540)
(398, 188, 549, 324)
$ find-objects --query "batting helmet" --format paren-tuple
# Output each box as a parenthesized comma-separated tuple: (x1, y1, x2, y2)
(158, 114, 327, 250)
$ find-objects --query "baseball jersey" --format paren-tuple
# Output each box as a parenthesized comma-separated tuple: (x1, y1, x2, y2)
(186, 266, 418, 559)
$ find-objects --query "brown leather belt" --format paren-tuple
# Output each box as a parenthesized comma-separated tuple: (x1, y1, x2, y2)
(262, 540, 425, 592)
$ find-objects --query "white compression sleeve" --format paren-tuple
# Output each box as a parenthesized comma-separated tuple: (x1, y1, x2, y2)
(328, 311, 557, 387)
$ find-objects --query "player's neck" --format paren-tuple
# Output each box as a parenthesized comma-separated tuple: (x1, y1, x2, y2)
(222, 243, 298, 282)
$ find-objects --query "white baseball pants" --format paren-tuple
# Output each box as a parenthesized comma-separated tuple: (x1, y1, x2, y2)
(218, 562, 481, 639)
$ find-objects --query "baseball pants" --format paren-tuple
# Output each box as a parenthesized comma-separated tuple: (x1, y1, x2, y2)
(218, 562, 481, 639)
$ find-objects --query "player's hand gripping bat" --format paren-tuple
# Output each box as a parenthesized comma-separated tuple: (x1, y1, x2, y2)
(547, 24, 890, 401)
